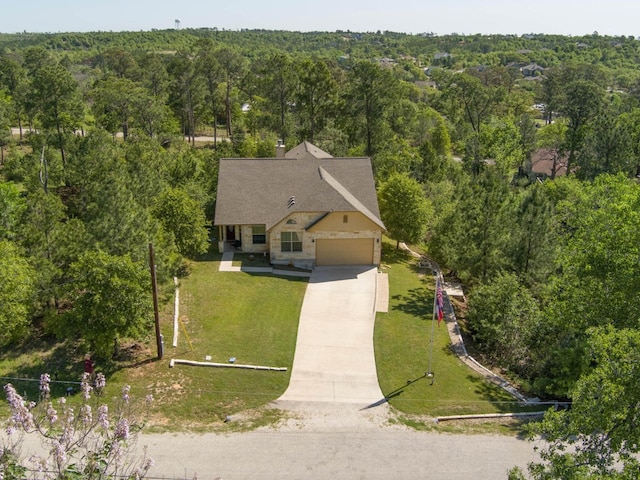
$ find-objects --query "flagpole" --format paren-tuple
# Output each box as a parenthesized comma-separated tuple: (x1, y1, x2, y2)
(427, 275, 438, 383)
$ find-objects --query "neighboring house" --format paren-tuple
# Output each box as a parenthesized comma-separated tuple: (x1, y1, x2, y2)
(434, 52, 451, 60)
(214, 141, 386, 268)
(529, 148, 568, 180)
(521, 63, 545, 77)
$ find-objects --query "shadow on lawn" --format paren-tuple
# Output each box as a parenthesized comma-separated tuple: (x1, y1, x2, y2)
(0, 336, 157, 402)
(362, 373, 430, 410)
(0, 339, 89, 400)
(381, 244, 415, 264)
(466, 374, 521, 413)
(391, 286, 431, 317)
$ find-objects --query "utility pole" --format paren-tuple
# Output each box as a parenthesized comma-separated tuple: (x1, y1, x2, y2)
(149, 243, 163, 359)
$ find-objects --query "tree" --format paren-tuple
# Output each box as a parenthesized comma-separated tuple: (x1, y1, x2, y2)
(511, 183, 557, 287)
(0, 182, 25, 240)
(413, 107, 452, 183)
(0, 55, 29, 138)
(442, 71, 505, 172)
(98, 47, 139, 79)
(578, 102, 636, 180)
(195, 40, 223, 146)
(0, 240, 35, 347)
(294, 58, 338, 143)
(524, 327, 640, 479)
(536, 122, 569, 180)
(30, 62, 84, 171)
(2, 373, 154, 479)
(57, 250, 153, 358)
(90, 76, 140, 140)
(378, 173, 430, 248)
(561, 79, 603, 174)
(0, 89, 12, 163)
(152, 187, 210, 258)
(216, 45, 247, 137)
(342, 61, 400, 156)
(168, 50, 203, 144)
(17, 190, 74, 310)
(554, 174, 640, 331)
(450, 168, 515, 282)
(466, 273, 542, 378)
(252, 53, 298, 144)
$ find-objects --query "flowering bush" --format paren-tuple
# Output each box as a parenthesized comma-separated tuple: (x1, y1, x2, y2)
(1, 373, 153, 479)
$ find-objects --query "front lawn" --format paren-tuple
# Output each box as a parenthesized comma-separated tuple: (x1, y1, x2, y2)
(0, 251, 308, 430)
(374, 240, 527, 418)
(2, 244, 532, 431)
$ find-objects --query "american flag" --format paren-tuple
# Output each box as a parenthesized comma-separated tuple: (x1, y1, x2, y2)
(436, 280, 444, 324)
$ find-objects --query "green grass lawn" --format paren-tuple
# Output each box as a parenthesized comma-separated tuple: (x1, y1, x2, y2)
(115, 251, 308, 429)
(2, 244, 533, 431)
(375, 239, 528, 419)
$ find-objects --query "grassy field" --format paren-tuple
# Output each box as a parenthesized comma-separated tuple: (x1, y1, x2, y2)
(1, 244, 533, 432)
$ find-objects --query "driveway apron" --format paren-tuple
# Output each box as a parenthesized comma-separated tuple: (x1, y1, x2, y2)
(278, 266, 384, 404)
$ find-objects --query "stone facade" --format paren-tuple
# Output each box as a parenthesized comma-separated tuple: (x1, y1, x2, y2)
(218, 211, 382, 267)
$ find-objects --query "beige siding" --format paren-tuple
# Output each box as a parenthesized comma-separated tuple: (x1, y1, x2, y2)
(316, 239, 374, 265)
(268, 211, 383, 267)
(306, 212, 380, 232)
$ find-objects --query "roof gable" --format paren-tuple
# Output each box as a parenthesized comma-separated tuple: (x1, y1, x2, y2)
(285, 141, 333, 160)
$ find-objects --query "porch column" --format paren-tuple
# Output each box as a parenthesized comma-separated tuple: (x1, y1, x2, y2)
(218, 225, 226, 253)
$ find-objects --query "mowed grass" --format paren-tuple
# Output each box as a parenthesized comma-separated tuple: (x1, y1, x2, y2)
(113, 252, 309, 429)
(374, 240, 526, 417)
(0, 251, 308, 430)
(2, 243, 532, 431)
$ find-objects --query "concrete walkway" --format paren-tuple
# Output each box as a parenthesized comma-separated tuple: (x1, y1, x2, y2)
(277, 266, 383, 404)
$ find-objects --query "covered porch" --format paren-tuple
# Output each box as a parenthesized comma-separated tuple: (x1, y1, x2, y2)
(217, 225, 242, 253)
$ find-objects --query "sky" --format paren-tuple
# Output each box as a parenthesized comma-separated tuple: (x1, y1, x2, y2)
(0, 0, 638, 37)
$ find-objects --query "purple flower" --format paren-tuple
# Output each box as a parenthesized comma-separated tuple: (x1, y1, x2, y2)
(98, 404, 109, 429)
(39, 373, 51, 397)
(3, 383, 35, 432)
(80, 404, 92, 424)
(115, 418, 130, 440)
(51, 440, 67, 466)
(81, 372, 93, 400)
(46, 402, 58, 425)
(94, 372, 106, 391)
(121, 385, 130, 404)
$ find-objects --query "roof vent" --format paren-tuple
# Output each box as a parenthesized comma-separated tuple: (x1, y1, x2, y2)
(287, 196, 295, 208)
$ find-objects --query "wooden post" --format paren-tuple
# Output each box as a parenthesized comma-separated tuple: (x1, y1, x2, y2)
(149, 243, 163, 359)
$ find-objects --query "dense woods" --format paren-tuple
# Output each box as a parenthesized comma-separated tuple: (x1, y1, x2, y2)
(2, 28, 640, 476)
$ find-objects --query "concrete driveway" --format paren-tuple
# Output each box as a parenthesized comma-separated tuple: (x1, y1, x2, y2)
(277, 266, 384, 404)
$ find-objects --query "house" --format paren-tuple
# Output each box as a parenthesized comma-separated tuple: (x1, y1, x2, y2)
(529, 148, 568, 180)
(214, 141, 385, 268)
(521, 63, 545, 77)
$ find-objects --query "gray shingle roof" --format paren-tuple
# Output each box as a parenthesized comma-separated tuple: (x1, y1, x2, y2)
(214, 144, 384, 231)
(284, 141, 333, 160)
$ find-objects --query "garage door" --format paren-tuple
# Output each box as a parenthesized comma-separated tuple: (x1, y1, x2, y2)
(315, 238, 374, 266)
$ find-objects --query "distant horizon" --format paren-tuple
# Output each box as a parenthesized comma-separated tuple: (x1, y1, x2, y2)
(1, 1, 638, 38)
(2, 27, 638, 39)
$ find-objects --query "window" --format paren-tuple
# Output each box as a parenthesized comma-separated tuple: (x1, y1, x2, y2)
(343, 214, 348, 223)
(252, 225, 266, 245)
(281, 231, 302, 252)
(286, 219, 297, 225)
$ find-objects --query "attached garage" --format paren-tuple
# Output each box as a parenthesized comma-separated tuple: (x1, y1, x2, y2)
(315, 238, 374, 266)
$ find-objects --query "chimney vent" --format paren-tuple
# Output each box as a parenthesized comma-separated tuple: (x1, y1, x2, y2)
(275, 140, 286, 158)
